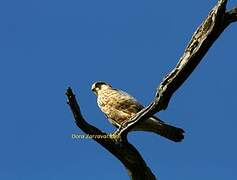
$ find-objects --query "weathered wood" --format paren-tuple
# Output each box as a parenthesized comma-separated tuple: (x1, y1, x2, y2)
(66, 1, 237, 179)
(66, 88, 156, 180)
(117, 0, 237, 138)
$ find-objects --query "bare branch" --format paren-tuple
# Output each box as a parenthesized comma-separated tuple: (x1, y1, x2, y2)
(117, 0, 236, 138)
(66, 0, 237, 179)
(66, 87, 156, 180)
(225, 7, 237, 24)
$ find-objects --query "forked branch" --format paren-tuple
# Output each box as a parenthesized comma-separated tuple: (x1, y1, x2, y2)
(66, 88, 156, 180)
(66, 1, 237, 179)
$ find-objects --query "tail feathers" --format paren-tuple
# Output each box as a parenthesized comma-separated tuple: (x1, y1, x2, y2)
(155, 123, 184, 142)
(133, 117, 184, 142)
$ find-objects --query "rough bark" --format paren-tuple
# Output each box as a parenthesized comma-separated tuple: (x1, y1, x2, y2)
(66, 1, 237, 179)
(116, 0, 237, 138)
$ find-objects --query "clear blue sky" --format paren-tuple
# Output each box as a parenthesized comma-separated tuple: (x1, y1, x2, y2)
(1, 0, 237, 179)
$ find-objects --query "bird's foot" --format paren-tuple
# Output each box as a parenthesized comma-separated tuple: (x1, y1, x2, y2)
(111, 130, 122, 142)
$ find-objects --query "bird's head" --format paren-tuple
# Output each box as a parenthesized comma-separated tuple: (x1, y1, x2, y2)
(91, 81, 112, 95)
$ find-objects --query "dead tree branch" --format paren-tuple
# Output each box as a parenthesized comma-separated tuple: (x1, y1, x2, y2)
(116, 0, 237, 138)
(66, 88, 156, 180)
(66, 1, 236, 179)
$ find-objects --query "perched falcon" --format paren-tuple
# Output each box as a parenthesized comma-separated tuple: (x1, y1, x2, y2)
(91, 81, 184, 142)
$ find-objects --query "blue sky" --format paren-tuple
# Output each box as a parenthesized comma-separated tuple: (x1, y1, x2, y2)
(0, 0, 237, 179)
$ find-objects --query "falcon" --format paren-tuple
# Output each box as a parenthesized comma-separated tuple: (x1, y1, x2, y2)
(91, 81, 184, 142)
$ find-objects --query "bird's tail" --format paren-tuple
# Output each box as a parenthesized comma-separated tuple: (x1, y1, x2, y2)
(133, 116, 184, 142)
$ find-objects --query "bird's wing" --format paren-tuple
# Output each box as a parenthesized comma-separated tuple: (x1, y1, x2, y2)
(114, 89, 144, 113)
(116, 90, 143, 107)
(97, 88, 144, 126)
(115, 90, 165, 124)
